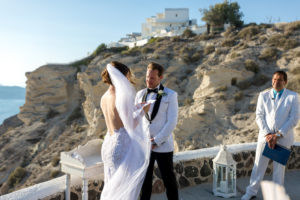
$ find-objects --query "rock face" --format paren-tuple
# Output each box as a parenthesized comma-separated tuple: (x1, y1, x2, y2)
(18, 65, 81, 125)
(1, 22, 300, 194)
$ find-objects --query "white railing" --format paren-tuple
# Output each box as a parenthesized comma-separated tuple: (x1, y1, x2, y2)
(1, 142, 299, 200)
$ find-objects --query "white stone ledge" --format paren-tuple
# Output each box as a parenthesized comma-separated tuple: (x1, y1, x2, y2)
(1, 142, 299, 200)
(174, 142, 300, 163)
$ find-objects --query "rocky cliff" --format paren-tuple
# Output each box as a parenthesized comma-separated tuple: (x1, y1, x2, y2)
(0, 21, 300, 194)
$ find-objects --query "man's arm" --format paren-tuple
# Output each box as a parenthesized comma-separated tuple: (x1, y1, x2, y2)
(278, 94, 300, 137)
(153, 92, 178, 146)
(256, 92, 271, 137)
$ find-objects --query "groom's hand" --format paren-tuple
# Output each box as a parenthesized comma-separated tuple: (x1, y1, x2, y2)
(151, 138, 157, 150)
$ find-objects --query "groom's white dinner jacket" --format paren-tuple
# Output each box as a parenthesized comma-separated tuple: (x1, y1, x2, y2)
(135, 86, 178, 153)
(256, 88, 300, 147)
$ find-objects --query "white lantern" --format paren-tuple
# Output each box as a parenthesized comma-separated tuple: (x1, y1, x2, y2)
(213, 145, 236, 198)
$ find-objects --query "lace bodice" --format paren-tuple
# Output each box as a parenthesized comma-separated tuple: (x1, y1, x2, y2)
(101, 128, 131, 168)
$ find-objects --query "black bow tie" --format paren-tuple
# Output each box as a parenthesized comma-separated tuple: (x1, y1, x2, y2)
(147, 88, 158, 93)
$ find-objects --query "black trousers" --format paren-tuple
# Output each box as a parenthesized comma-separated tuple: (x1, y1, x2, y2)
(140, 151, 178, 200)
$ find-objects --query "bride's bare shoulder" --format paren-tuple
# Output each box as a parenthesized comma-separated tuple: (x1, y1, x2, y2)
(101, 91, 115, 106)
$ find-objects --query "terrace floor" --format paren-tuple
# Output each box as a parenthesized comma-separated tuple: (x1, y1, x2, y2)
(151, 170, 300, 200)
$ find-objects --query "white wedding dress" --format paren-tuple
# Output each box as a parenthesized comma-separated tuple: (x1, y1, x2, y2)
(100, 64, 151, 200)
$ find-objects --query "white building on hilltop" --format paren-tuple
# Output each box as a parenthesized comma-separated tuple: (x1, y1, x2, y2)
(108, 8, 208, 48)
(142, 8, 200, 38)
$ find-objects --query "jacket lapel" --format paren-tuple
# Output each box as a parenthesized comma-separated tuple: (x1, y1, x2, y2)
(142, 89, 151, 122)
(143, 84, 164, 124)
(275, 88, 287, 112)
(150, 84, 164, 123)
(270, 89, 275, 109)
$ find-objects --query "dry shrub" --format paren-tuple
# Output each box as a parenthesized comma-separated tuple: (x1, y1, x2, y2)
(259, 47, 278, 61)
(267, 34, 286, 47)
(287, 74, 300, 93)
(258, 35, 268, 43)
(204, 45, 215, 55)
(224, 26, 237, 38)
(234, 91, 244, 101)
(283, 39, 299, 50)
(51, 156, 60, 167)
(252, 74, 269, 86)
(230, 52, 240, 59)
(182, 29, 196, 38)
(184, 98, 194, 106)
(50, 170, 60, 178)
(180, 47, 202, 64)
(238, 25, 260, 40)
(221, 37, 236, 47)
(215, 86, 228, 92)
(141, 47, 154, 54)
(244, 59, 259, 73)
(284, 21, 300, 35)
(237, 79, 252, 90)
(267, 34, 299, 50)
(195, 33, 213, 41)
(7, 167, 27, 187)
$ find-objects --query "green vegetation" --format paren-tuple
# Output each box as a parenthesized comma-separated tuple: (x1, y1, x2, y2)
(201, 0, 243, 28)
(92, 43, 107, 56)
(121, 47, 140, 56)
(7, 167, 27, 187)
(148, 37, 164, 44)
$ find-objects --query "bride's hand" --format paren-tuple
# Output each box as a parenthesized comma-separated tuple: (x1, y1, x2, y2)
(142, 102, 150, 113)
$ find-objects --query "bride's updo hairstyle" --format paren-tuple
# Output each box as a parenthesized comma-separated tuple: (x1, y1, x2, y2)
(101, 61, 134, 84)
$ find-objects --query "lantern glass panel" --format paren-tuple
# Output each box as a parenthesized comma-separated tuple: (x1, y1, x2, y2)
(216, 165, 222, 188)
(227, 167, 234, 193)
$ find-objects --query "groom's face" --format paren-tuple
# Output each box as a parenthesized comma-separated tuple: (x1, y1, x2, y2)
(146, 69, 163, 89)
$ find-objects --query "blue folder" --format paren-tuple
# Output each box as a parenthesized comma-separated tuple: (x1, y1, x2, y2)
(262, 143, 291, 165)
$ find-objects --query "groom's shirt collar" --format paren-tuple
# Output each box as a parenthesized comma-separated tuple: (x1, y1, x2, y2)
(273, 88, 284, 99)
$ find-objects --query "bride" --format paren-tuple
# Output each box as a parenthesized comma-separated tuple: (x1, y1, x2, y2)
(100, 61, 151, 200)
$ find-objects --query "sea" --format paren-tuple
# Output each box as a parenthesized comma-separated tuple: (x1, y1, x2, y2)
(0, 86, 26, 125)
(0, 99, 25, 124)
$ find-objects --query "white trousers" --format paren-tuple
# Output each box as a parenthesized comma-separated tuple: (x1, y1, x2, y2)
(246, 141, 288, 196)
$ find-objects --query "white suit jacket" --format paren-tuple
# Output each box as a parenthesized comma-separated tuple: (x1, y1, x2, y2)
(135, 87, 178, 153)
(256, 88, 300, 146)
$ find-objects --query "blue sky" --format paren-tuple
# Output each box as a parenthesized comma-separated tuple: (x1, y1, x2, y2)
(0, 0, 299, 87)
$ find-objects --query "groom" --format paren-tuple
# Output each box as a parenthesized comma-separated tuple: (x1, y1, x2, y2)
(136, 62, 179, 200)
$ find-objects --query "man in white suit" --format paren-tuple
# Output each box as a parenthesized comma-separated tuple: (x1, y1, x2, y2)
(136, 62, 179, 200)
(242, 71, 300, 200)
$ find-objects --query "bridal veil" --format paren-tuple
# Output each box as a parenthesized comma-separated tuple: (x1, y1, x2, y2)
(100, 64, 151, 200)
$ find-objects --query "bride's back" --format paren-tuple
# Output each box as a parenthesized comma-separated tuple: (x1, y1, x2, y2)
(101, 90, 124, 135)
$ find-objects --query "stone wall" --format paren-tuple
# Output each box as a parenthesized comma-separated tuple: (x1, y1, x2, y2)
(40, 143, 300, 200)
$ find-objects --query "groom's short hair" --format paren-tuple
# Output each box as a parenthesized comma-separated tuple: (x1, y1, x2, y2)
(147, 62, 164, 77)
